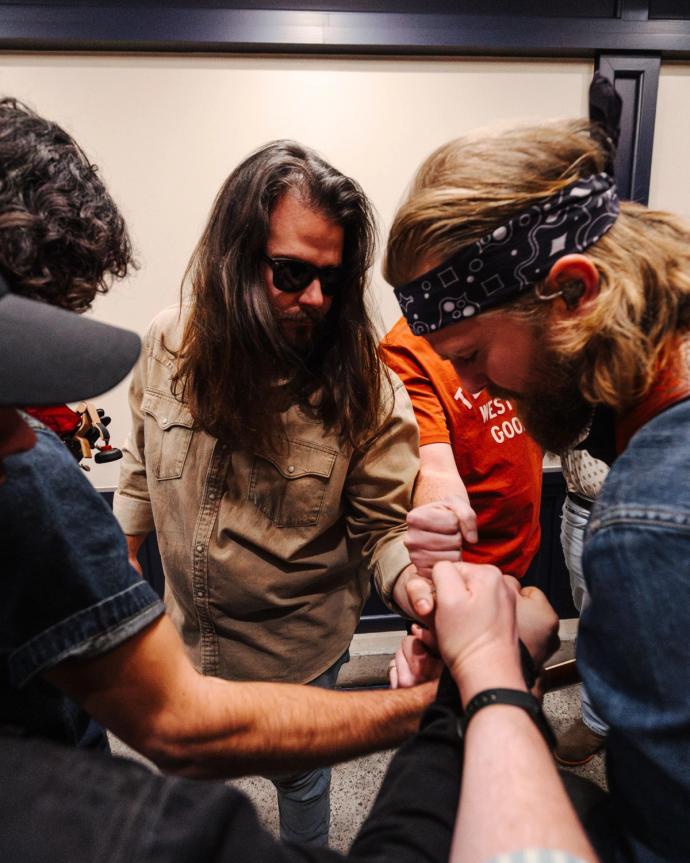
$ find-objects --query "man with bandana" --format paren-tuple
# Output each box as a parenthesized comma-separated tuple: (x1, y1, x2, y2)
(0, 202, 593, 863)
(0, 98, 595, 863)
(384, 92, 690, 861)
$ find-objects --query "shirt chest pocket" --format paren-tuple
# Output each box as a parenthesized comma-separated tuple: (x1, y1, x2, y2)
(248, 439, 338, 527)
(142, 391, 195, 480)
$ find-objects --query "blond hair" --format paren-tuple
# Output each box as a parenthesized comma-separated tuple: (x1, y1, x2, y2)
(384, 119, 690, 411)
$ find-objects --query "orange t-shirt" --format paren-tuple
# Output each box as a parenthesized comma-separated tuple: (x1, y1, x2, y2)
(381, 317, 543, 578)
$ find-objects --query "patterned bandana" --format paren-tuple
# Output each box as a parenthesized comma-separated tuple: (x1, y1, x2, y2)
(394, 172, 619, 335)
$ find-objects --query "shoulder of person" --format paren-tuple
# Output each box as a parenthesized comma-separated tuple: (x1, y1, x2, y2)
(374, 365, 417, 436)
(380, 316, 431, 360)
(380, 315, 412, 347)
(144, 304, 189, 358)
(7, 419, 100, 505)
(380, 317, 451, 384)
(380, 363, 408, 403)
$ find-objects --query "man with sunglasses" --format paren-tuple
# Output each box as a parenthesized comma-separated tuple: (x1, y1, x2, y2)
(115, 140, 423, 848)
(1, 97, 436, 775)
(0, 104, 579, 863)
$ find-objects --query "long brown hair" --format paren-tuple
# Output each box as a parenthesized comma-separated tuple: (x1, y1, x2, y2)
(174, 140, 388, 452)
(385, 119, 690, 411)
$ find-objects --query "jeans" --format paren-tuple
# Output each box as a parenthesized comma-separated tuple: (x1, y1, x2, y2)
(268, 651, 349, 847)
(560, 497, 608, 738)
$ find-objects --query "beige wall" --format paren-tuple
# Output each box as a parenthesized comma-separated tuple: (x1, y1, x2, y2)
(649, 64, 690, 219)
(0, 53, 591, 488)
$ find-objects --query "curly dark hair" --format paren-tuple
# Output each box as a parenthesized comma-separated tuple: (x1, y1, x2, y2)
(0, 97, 134, 311)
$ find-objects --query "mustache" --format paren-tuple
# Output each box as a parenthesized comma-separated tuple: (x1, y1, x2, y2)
(277, 309, 324, 324)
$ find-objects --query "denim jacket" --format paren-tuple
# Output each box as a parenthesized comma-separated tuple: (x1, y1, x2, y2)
(579, 397, 690, 863)
(1, 415, 163, 743)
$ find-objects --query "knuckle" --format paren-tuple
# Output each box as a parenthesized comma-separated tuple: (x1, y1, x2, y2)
(478, 564, 502, 582)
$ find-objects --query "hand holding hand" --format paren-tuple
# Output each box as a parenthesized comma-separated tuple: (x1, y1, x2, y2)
(432, 561, 525, 703)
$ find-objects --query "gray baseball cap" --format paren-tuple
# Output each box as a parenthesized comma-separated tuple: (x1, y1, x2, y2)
(0, 273, 140, 406)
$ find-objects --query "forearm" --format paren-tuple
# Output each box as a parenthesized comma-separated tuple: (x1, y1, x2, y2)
(390, 452, 467, 618)
(413, 464, 469, 507)
(150, 674, 436, 780)
(391, 563, 422, 619)
(125, 533, 148, 575)
(391, 462, 474, 618)
(49, 615, 434, 780)
(452, 707, 596, 863)
(47, 609, 433, 780)
(350, 372, 419, 604)
(449, 636, 593, 863)
(113, 333, 155, 534)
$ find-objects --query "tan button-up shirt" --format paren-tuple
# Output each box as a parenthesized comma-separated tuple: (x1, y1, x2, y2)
(114, 306, 418, 683)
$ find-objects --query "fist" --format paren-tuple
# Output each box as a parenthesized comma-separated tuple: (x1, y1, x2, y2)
(405, 497, 478, 579)
(432, 561, 520, 686)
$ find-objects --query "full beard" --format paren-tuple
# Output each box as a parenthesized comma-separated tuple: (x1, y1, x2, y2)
(276, 310, 326, 356)
(489, 346, 593, 455)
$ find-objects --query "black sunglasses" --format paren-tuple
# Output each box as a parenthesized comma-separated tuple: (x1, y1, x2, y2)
(262, 255, 343, 297)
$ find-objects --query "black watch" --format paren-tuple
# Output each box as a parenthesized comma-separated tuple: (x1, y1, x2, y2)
(457, 688, 556, 750)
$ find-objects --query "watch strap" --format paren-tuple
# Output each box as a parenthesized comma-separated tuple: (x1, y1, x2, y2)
(458, 688, 556, 750)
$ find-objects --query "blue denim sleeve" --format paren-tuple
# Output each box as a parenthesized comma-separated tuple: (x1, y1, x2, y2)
(2, 426, 164, 688)
(579, 513, 690, 860)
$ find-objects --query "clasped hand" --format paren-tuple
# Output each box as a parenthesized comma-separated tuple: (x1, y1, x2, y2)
(390, 500, 559, 694)
(391, 563, 559, 699)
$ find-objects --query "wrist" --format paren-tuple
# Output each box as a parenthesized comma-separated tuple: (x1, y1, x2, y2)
(458, 687, 556, 750)
(459, 674, 527, 710)
(391, 565, 416, 618)
(452, 654, 526, 709)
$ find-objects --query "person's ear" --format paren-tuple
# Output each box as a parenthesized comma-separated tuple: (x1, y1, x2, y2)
(544, 254, 600, 311)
